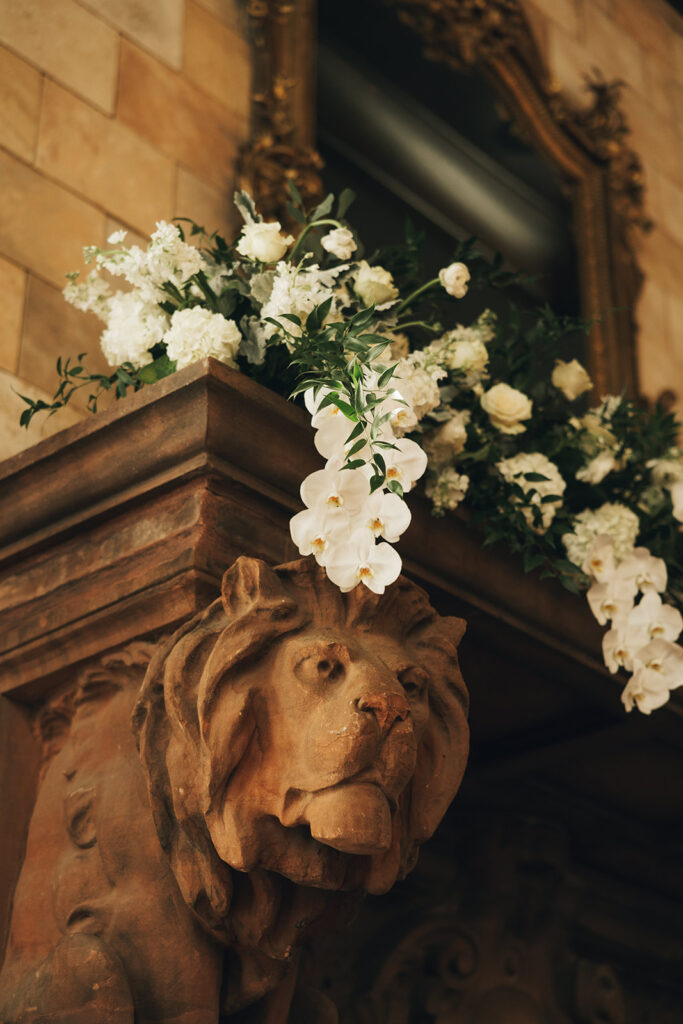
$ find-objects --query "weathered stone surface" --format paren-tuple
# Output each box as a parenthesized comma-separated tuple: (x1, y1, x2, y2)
(0, 557, 469, 1021)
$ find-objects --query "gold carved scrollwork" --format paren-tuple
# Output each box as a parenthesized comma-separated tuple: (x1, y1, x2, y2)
(238, 0, 324, 224)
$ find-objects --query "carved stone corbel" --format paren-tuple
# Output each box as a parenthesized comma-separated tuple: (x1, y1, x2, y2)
(0, 557, 469, 1022)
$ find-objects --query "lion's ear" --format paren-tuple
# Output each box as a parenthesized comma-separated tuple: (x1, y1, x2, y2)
(221, 556, 295, 621)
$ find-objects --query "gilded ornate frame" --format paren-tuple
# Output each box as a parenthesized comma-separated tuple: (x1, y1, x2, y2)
(237, 0, 651, 397)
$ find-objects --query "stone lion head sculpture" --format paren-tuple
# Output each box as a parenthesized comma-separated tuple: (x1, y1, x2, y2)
(134, 556, 468, 1008)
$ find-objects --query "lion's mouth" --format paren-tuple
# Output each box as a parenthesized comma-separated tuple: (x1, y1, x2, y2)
(283, 779, 396, 857)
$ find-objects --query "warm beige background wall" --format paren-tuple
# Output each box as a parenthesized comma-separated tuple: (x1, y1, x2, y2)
(0, 0, 249, 457)
(0, 0, 681, 460)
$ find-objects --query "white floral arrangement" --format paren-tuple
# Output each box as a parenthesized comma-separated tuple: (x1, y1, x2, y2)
(18, 186, 683, 714)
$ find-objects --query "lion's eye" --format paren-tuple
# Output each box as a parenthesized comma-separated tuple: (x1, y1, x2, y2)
(399, 667, 428, 698)
(294, 645, 347, 686)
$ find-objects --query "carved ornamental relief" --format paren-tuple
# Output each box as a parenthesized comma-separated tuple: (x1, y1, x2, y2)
(0, 557, 469, 1022)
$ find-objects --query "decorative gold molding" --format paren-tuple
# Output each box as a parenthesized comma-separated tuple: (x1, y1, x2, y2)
(384, 0, 650, 396)
(238, 0, 650, 396)
(238, 0, 324, 224)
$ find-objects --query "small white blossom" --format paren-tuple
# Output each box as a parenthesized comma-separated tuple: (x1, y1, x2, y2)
(390, 359, 444, 435)
(438, 262, 470, 298)
(100, 291, 169, 368)
(551, 359, 592, 401)
(63, 272, 112, 322)
(424, 411, 470, 468)
(96, 221, 207, 301)
(164, 307, 241, 369)
(353, 261, 399, 309)
(576, 450, 618, 485)
(497, 452, 566, 534)
(261, 263, 344, 338)
(107, 228, 127, 245)
(321, 227, 356, 260)
(425, 468, 469, 513)
(236, 220, 293, 262)
(481, 383, 533, 435)
(325, 531, 402, 594)
(563, 503, 640, 569)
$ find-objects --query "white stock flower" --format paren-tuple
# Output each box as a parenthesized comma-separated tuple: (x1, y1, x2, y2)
(261, 263, 343, 338)
(438, 262, 470, 298)
(425, 468, 469, 513)
(63, 272, 112, 322)
(480, 383, 532, 435)
(551, 359, 592, 401)
(321, 227, 356, 260)
(424, 411, 470, 468)
(96, 221, 206, 301)
(236, 220, 293, 262)
(563, 503, 640, 569)
(164, 307, 241, 369)
(353, 261, 399, 309)
(497, 452, 566, 534)
(325, 531, 402, 594)
(100, 291, 169, 368)
(239, 316, 269, 365)
(383, 438, 428, 493)
(107, 228, 127, 244)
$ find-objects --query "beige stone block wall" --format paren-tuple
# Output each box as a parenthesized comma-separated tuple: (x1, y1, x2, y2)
(522, 0, 683, 422)
(0, 0, 681, 460)
(0, 0, 249, 460)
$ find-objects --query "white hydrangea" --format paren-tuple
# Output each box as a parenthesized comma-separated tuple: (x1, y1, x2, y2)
(261, 262, 345, 338)
(100, 292, 169, 368)
(563, 502, 640, 569)
(96, 221, 206, 301)
(390, 357, 445, 435)
(425, 468, 469, 514)
(164, 307, 241, 369)
(497, 452, 566, 534)
(63, 272, 112, 322)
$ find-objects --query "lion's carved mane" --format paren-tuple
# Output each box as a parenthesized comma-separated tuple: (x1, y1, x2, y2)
(133, 556, 469, 1012)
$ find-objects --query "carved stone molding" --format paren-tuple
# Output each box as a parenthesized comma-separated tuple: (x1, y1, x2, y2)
(0, 556, 469, 1022)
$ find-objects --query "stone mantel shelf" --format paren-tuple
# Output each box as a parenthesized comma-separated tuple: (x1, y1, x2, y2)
(1, 360, 679, 723)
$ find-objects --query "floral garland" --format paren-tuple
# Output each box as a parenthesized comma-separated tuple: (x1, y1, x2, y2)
(18, 187, 683, 714)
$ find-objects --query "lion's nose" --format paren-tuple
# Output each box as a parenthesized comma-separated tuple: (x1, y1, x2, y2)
(356, 692, 410, 732)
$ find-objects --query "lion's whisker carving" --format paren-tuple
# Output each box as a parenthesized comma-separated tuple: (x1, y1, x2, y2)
(0, 556, 469, 1023)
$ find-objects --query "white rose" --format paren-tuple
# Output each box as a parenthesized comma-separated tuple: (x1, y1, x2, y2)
(439, 262, 470, 299)
(353, 261, 399, 308)
(480, 383, 532, 435)
(321, 227, 356, 260)
(236, 221, 294, 262)
(551, 358, 592, 400)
